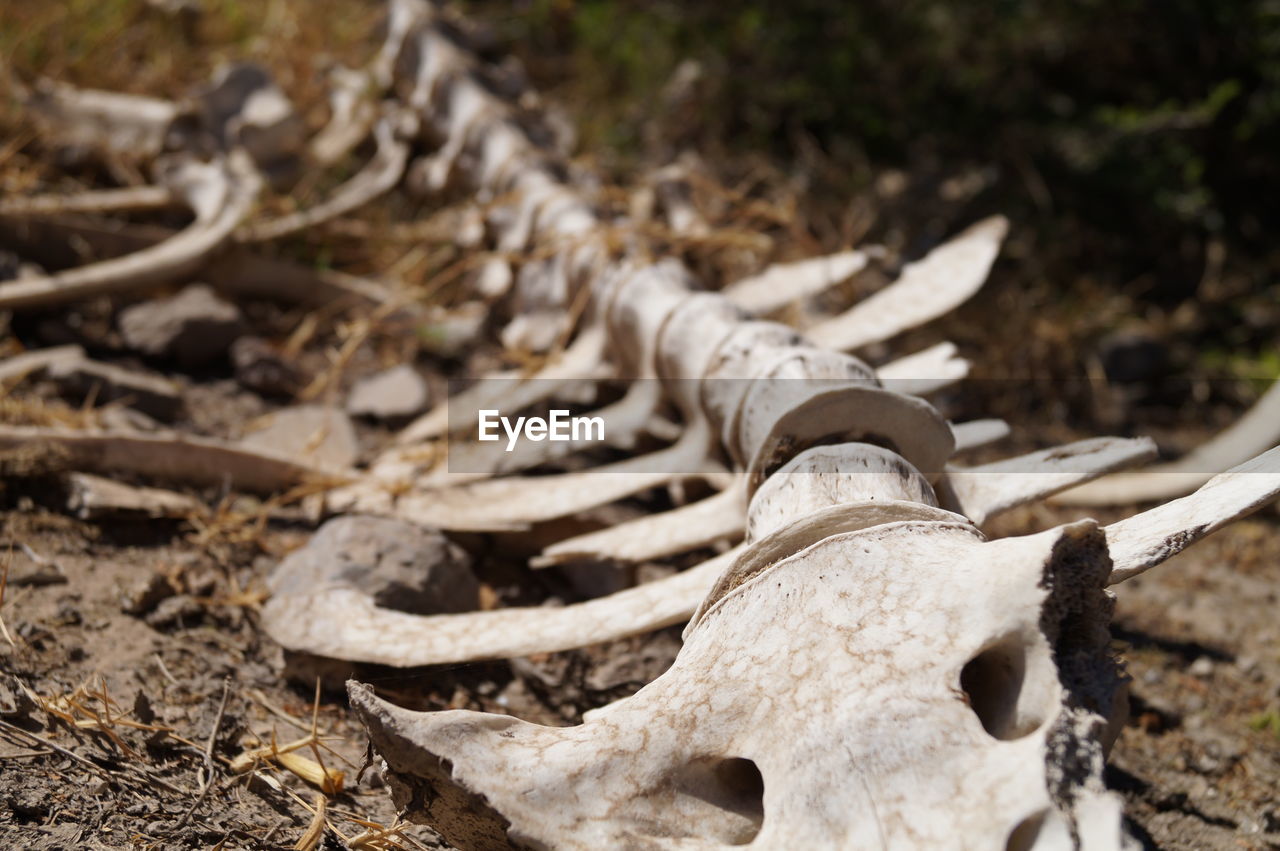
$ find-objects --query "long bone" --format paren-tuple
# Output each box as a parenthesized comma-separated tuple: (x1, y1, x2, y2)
(238, 111, 413, 243)
(0, 214, 403, 309)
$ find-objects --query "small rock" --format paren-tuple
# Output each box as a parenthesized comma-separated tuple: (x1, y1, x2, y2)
(0, 674, 37, 718)
(269, 515, 479, 616)
(231, 336, 301, 397)
(240, 405, 359, 470)
(121, 572, 176, 616)
(346, 364, 430, 421)
(145, 594, 203, 628)
(557, 560, 630, 598)
(46, 357, 183, 420)
(1189, 656, 1215, 677)
(118, 284, 245, 366)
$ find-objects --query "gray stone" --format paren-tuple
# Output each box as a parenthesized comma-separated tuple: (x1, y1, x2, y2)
(118, 284, 245, 366)
(346, 364, 430, 421)
(269, 515, 478, 616)
(239, 404, 359, 470)
(230, 336, 300, 397)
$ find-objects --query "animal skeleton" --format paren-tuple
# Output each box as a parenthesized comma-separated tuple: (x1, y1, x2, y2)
(3, 1, 1279, 847)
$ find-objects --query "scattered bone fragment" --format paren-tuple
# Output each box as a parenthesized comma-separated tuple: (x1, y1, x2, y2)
(19, 78, 180, 157)
(0, 426, 341, 493)
(45, 356, 183, 420)
(193, 63, 307, 178)
(240, 406, 360, 472)
(416, 302, 488, 357)
(1055, 379, 1280, 506)
(117, 283, 245, 366)
(268, 515, 479, 616)
(65, 472, 202, 520)
(346, 364, 430, 421)
(0, 345, 85, 384)
(119, 571, 177, 616)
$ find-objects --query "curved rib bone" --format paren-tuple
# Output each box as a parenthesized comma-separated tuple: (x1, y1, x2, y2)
(263, 547, 739, 667)
(940, 436, 1157, 524)
(0, 152, 262, 311)
(806, 216, 1008, 351)
(1054, 379, 1280, 506)
(722, 249, 867, 314)
(877, 340, 971, 395)
(239, 113, 411, 242)
(533, 479, 747, 567)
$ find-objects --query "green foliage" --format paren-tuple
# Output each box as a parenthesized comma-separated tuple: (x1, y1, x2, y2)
(1248, 710, 1280, 738)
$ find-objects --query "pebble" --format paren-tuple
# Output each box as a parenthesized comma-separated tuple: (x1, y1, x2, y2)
(346, 364, 430, 421)
(269, 514, 479, 616)
(118, 284, 245, 366)
(230, 336, 301, 397)
(239, 405, 359, 470)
